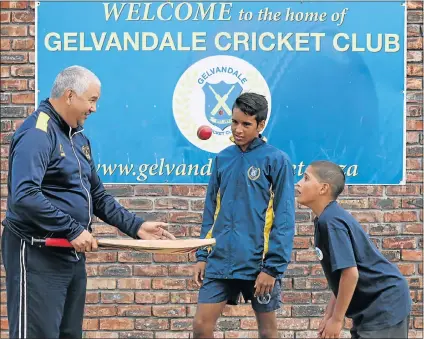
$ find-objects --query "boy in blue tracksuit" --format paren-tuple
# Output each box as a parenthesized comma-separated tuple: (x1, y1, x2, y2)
(192, 92, 295, 338)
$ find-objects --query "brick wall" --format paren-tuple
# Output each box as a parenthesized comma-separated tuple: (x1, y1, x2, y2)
(0, 1, 423, 338)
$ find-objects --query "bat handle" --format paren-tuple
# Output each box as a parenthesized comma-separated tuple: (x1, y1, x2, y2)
(31, 238, 73, 248)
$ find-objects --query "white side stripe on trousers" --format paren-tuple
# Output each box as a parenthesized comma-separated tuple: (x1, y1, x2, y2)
(19, 240, 27, 339)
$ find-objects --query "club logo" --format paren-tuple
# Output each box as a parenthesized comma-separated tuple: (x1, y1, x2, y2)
(315, 247, 324, 261)
(172, 55, 271, 153)
(247, 166, 261, 181)
(82, 145, 91, 161)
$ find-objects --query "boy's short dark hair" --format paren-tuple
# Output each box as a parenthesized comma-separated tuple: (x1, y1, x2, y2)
(232, 92, 268, 124)
(310, 161, 346, 199)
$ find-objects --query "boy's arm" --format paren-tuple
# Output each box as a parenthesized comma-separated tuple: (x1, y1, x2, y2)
(333, 267, 359, 320)
(262, 155, 295, 277)
(321, 219, 359, 337)
(196, 158, 220, 262)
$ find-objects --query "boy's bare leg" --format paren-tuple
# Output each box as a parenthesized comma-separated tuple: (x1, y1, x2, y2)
(255, 310, 278, 339)
(193, 301, 228, 338)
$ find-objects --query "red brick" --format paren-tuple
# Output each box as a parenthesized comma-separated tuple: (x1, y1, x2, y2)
(170, 319, 193, 331)
(118, 198, 153, 210)
(0, 66, 10, 78)
(84, 305, 117, 317)
(407, 78, 423, 90)
(118, 251, 151, 263)
(154, 198, 188, 210)
(100, 318, 134, 330)
(408, 37, 423, 50)
(388, 185, 422, 196)
(348, 186, 383, 196)
(1, 25, 27, 36)
(0, 12, 10, 23)
(0, 79, 27, 91)
(86, 251, 117, 263)
(171, 185, 206, 197)
(406, 120, 424, 131)
(152, 278, 186, 290)
(222, 305, 255, 317)
(1, 39, 11, 51)
(339, 198, 368, 209)
(0, 51, 27, 63)
(383, 211, 418, 222)
(117, 305, 151, 317)
(383, 237, 417, 249)
(101, 292, 134, 304)
(85, 292, 99, 304)
(0, 1, 28, 9)
(83, 319, 99, 331)
(134, 185, 169, 196)
(296, 250, 319, 262)
(406, 158, 422, 170)
(403, 223, 423, 234)
(351, 211, 383, 223)
(401, 250, 422, 261)
(368, 198, 402, 210)
(407, 1, 423, 9)
(407, 105, 422, 117)
(135, 292, 170, 304)
(135, 318, 169, 330)
(86, 278, 116, 290)
(283, 292, 311, 304)
(11, 92, 34, 104)
(170, 292, 198, 304)
(407, 51, 423, 63)
(169, 212, 202, 223)
(153, 253, 188, 263)
(0, 318, 8, 330)
(133, 265, 168, 276)
(277, 318, 309, 330)
(168, 265, 193, 276)
(152, 305, 186, 317)
(117, 278, 151, 289)
(397, 263, 415, 275)
(12, 38, 34, 50)
(407, 172, 423, 183)
(84, 332, 118, 339)
(12, 11, 34, 23)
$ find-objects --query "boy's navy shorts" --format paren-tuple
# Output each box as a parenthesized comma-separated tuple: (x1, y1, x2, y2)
(198, 277, 282, 313)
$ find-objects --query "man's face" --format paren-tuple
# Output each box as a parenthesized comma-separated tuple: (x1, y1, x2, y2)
(67, 83, 100, 128)
(231, 107, 265, 150)
(295, 166, 324, 207)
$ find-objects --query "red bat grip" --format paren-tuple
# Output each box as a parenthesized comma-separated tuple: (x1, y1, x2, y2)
(45, 238, 73, 248)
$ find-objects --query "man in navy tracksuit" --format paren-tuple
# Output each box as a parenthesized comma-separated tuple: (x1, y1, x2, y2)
(192, 93, 295, 338)
(1, 65, 174, 338)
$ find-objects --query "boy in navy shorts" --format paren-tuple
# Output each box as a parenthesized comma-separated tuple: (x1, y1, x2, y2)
(296, 160, 411, 339)
(192, 92, 295, 338)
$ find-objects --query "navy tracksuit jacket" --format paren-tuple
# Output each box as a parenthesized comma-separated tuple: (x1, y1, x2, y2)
(1, 99, 144, 338)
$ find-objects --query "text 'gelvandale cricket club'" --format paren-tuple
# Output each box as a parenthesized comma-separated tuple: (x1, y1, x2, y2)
(44, 31, 401, 53)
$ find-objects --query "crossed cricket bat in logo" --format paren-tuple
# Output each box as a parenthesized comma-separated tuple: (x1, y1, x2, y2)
(208, 84, 235, 116)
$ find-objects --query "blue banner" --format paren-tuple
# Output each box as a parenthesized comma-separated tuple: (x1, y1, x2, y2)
(36, 1, 406, 184)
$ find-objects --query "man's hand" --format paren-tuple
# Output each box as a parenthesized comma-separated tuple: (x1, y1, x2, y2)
(254, 271, 275, 297)
(320, 317, 343, 339)
(70, 230, 98, 252)
(137, 221, 176, 240)
(193, 261, 206, 287)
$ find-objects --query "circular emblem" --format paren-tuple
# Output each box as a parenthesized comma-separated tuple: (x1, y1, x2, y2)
(172, 55, 272, 153)
(247, 166, 261, 181)
(315, 247, 323, 261)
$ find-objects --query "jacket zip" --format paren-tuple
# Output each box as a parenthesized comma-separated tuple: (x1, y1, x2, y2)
(69, 128, 92, 260)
